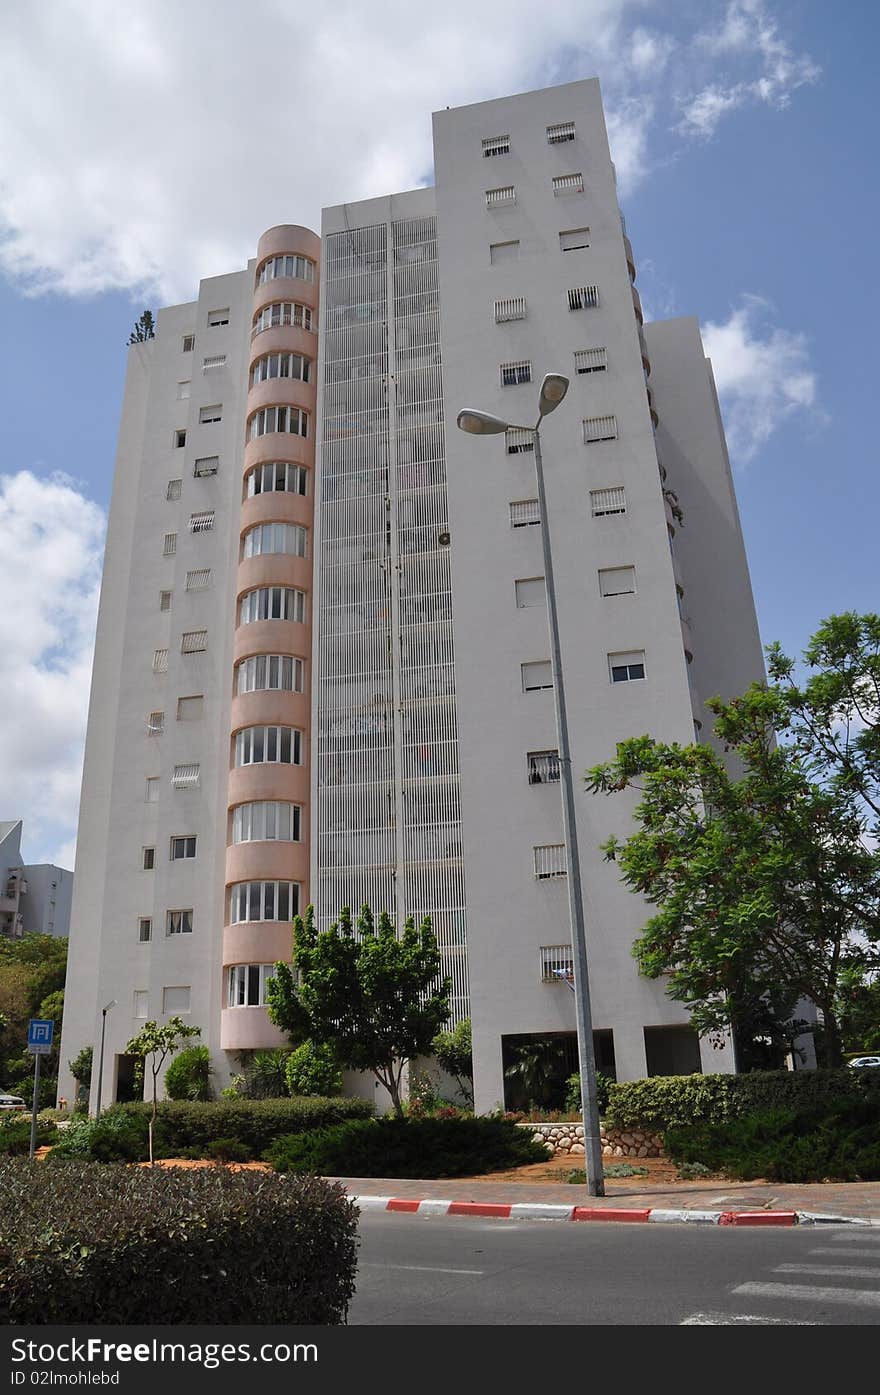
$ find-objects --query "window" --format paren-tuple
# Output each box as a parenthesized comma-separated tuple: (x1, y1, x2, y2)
(163, 533, 177, 557)
(574, 347, 607, 374)
(182, 335, 195, 353)
(199, 404, 222, 424)
(189, 510, 214, 534)
(560, 227, 590, 252)
(494, 296, 526, 323)
(599, 566, 636, 597)
(166, 909, 193, 936)
(553, 173, 584, 195)
(177, 695, 204, 720)
(171, 763, 200, 788)
(568, 285, 599, 310)
(207, 308, 229, 327)
(540, 946, 574, 983)
(202, 354, 226, 371)
(166, 479, 182, 501)
(482, 134, 510, 157)
(138, 917, 152, 943)
(159, 590, 173, 611)
(528, 751, 560, 785)
(510, 499, 540, 527)
(142, 848, 155, 871)
(534, 844, 567, 878)
(242, 523, 307, 559)
(194, 456, 219, 477)
(250, 353, 311, 387)
(251, 302, 313, 338)
(229, 881, 300, 924)
(145, 778, 160, 803)
(247, 405, 308, 439)
(245, 462, 307, 497)
(134, 991, 148, 1020)
(490, 240, 519, 264)
(170, 835, 196, 860)
(147, 710, 164, 735)
(227, 963, 277, 1008)
(590, 486, 626, 517)
(175, 430, 187, 448)
(180, 630, 207, 653)
(609, 650, 646, 683)
(486, 185, 516, 207)
(163, 986, 190, 1014)
(583, 415, 618, 443)
(177, 381, 191, 400)
(256, 254, 315, 286)
(185, 569, 211, 591)
(500, 359, 531, 386)
(238, 587, 306, 625)
(234, 726, 304, 767)
(522, 660, 553, 692)
(506, 428, 534, 455)
(547, 120, 576, 143)
(235, 654, 304, 695)
(515, 577, 545, 608)
(231, 801, 302, 844)
(152, 649, 168, 673)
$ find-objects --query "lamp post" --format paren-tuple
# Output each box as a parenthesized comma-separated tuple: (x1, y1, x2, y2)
(457, 374, 605, 1196)
(95, 999, 116, 1119)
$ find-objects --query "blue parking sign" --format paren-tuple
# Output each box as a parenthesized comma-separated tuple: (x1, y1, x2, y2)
(27, 1019, 54, 1055)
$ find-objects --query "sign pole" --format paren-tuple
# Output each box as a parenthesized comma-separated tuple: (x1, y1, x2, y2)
(29, 1051, 41, 1161)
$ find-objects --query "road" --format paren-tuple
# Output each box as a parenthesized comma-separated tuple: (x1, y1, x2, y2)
(349, 1212, 880, 1325)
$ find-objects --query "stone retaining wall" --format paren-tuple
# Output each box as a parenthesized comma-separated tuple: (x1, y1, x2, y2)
(521, 1122, 664, 1158)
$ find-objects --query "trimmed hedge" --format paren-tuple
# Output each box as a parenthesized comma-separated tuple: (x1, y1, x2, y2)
(664, 1099, 880, 1183)
(605, 1068, 880, 1132)
(0, 1158, 358, 1324)
(107, 1096, 374, 1158)
(49, 1111, 149, 1162)
(265, 1115, 550, 1178)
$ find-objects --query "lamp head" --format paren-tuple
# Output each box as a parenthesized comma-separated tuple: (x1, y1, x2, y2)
(103, 999, 117, 1014)
(456, 409, 510, 436)
(538, 373, 569, 416)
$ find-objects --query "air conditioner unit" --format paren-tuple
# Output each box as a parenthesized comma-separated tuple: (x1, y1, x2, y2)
(438, 531, 450, 546)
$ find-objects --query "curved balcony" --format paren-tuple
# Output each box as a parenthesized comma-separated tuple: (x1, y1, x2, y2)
(256, 223, 321, 269)
(236, 552, 311, 596)
(246, 375, 313, 416)
(227, 761, 308, 809)
(233, 616, 308, 666)
(225, 843, 308, 894)
(664, 494, 677, 534)
(623, 234, 636, 283)
(239, 488, 311, 534)
(220, 1006, 289, 1053)
(680, 615, 695, 664)
(243, 431, 311, 475)
(247, 324, 317, 365)
(230, 688, 309, 736)
(671, 549, 685, 593)
(252, 278, 319, 324)
(632, 284, 644, 327)
(647, 385, 659, 428)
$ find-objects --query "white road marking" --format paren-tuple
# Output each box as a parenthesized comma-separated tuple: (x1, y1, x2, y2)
(772, 1263, 880, 1280)
(733, 1282, 880, 1308)
(809, 1247, 880, 1259)
(365, 1263, 485, 1275)
(681, 1313, 814, 1325)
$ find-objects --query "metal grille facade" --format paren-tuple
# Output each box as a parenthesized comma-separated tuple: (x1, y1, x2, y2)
(316, 215, 469, 1023)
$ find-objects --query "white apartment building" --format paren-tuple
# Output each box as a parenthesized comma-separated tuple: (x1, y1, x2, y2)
(0, 820, 73, 939)
(60, 78, 765, 1112)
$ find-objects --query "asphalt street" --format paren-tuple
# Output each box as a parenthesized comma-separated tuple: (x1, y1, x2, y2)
(349, 1212, 880, 1325)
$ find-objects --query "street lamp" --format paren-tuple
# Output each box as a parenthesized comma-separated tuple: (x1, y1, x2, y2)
(457, 374, 606, 1196)
(95, 999, 117, 1120)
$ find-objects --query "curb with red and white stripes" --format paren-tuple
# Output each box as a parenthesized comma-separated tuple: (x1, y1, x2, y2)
(353, 1196, 879, 1227)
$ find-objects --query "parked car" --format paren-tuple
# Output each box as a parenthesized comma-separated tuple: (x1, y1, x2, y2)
(847, 1056, 880, 1069)
(0, 1093, 27, 1110)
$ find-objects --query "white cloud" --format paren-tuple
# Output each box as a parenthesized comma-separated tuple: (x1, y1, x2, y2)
(0, 471, 105, 866)
(702, 294, 818, 462)
(0, 1, 819, 302)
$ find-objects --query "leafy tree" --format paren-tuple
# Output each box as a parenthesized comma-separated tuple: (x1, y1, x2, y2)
(432, 1018, 473, 1105)
(586, 682, 880, 1068)
(0, 935, 67, 1087)
(124, 1017, 201, 1162)
(68, 1046, 93, 1107)
(285, 1041, 343, 1098)
(266, 904, 451, 1119)
(127, 310, 155, 344)
(503, 1037, 572, 1112)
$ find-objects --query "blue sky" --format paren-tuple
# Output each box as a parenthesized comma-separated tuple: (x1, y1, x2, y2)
(0, 0, 876, 865)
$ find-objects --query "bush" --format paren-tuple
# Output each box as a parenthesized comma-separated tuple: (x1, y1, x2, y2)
(237, 1049, 292, 1099)
(664, 1098, 880, 1183)
(49, 1111, 150, 1163)
(206, 1137, 253, 1163)
(605, 1068, 880, 1132)
(285, 1042, 342, 1098)
(265, 1115, 550, 1178)
(0, 1118, 57, 1156)
(109, 1096, 374, 1157)
(564, 1072, 614, 1115)
(164, 1045, 213, 1101)
(0, 1158, 357, 1323)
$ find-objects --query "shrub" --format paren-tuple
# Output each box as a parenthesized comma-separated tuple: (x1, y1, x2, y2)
(49, 1111, 150, 1163)
(206, 1137, 253, 1163)
(564, 1072, 614, 1115)
(605, 1068, 880, 1132)
(0, 1158, 357, 1324)
(238, 1049, 292, 1099)
(265, 1115, 550, 1178)
(108, 1096, 374, 1157)
(567, 1163, 648, 1183)
(285, 1041, 342, 1098)
(164, 1045, 213, 1101)
(0, 1118, 57, 1156)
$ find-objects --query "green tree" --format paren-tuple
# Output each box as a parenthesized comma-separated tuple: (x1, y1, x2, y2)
(266, 904, 451, 1118)
(285, 1041, 343, 1098)
(124, 1017, 201, 1162)
(127, 310, 155, 344)
(68, 1046, 93, 1107)
(586, 682, 880, 1068)
(432, 1018, 473, 1105)
(0, 935, 67, 1087)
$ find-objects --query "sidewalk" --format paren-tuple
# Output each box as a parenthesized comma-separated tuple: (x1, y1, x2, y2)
(333, 1173, 880, 1226)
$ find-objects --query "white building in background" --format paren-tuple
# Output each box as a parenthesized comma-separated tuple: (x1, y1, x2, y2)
(60, 77, 766, 1112)
(0, 820, 72, 939)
